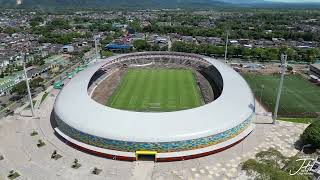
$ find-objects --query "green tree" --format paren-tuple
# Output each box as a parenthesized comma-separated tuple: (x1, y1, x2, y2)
(306, 48, 320, 63)
(129, 19, 142, 32)
(266, 48, 280, 61)
(242, 148, 311, 180)
(11, 81, 27, 95)
(30, 77, 44, 88)
(11, 77, 44, 96)
(100, 50, 113, 58)
(1, 27, 19, 35)
(285, 48, 299, 61)
(100, 36, 113, 45)
(29, 16, 44, 27)
(133, 40, 150, 51)
(301, 119, 320, 148)
(47, 18, 70, 30)
(89, 23, 112, 32)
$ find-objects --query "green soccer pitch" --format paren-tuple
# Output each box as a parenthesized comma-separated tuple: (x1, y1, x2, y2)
(243, 74, 320, 117)
(107, 68, 202, 112)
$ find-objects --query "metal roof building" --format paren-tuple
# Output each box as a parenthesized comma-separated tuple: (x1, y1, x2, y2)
(105, 43, 133, 50)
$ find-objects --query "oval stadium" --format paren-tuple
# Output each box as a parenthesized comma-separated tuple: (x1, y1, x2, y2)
(53, 52, 255, 162)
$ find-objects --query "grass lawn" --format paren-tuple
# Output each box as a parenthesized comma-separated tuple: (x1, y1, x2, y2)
(277, 117, 317, 124)
(243, 74, 320, 117)
(25, 100, 37, 110)
(40, 92, 49, 104)
(107, 68, 202, 112)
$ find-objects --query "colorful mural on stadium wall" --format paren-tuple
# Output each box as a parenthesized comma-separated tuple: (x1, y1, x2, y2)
(55, 112, 252, 153)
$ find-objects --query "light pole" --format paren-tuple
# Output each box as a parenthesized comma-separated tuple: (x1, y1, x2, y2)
(224, 31, 229, 64)
(272, 53, 287, 124)
(259, 84, 264, 106)
(94, 35, 99, 63)
(23, 52, 35, 117)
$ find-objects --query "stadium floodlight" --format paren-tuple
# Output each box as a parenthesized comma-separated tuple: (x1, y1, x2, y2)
(273, 53, 287, 124)
(23, 51, 35, 117)
(94, 35, 100, 63)
(224, 31, 229, 64)
(259, 84, 264, 107)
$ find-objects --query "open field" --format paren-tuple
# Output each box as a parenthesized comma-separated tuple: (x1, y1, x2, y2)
(107, 68, 202, 112)
(243, 74, 320, 117)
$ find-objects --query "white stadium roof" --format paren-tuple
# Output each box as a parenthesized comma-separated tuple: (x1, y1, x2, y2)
(54, 53, 255, 143)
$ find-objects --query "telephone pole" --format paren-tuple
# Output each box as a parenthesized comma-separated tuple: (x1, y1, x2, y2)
(273, 53, 287, 124)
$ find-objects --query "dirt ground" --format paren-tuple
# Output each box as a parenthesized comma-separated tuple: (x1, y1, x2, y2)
(230, 62, 309, 75)
(91, 68, 127, 105)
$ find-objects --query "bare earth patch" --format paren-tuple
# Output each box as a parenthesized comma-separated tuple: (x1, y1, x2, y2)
(91, 68, 127, 105)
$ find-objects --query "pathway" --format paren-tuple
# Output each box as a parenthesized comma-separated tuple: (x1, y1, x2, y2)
(0, 93, 309, 180)
(131, 161, 154, 180)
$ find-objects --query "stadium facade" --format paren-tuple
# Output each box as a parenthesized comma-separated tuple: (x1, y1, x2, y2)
(53, 52, 255, 161)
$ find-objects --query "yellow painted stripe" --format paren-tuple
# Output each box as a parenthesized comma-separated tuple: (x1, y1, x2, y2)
(136, 151, 157, 155)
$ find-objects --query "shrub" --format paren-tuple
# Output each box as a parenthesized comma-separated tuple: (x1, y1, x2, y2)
(30, 130, 38, 136)
(301, 120, 320, 148)
(241, 148, 311, 180)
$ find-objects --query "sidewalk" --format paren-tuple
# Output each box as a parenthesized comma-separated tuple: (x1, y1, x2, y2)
(253, 99, 273, 124)
(131, 161, 154, 180)
(15, 86, 53, 117)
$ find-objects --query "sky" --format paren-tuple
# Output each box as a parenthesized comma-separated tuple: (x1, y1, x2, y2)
(268, 0, 320, 2)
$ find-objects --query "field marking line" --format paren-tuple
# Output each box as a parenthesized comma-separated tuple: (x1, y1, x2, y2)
(190, 70, 201, 106)
(109, 71, 130, 107)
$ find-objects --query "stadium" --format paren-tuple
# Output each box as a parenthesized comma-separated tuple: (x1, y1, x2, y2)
(53, 52, 255, 162)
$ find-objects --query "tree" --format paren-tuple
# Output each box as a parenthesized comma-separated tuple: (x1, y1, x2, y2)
(150, 44, 160, 51)
(30, 77, 44, 88)
(242, 150, 311, 180)
(133, 40, 150, 51)
(1, 27, 19, 35)
(129, 19, 142, 32)
(301, 120, 320, 148)
(306, 48, 320, 63)
(11, 77, 44, 96)
(171, 41, 195, 53)
(47, 18, 70, 30)
(30, 16, 44, 27)
(266, 48, 280, 61)
(160, 45, 168, 51)
(89, 23, 111, 32)
(285, 48, 299, 61)
(287, 66, 293, 71)
(100, 36, 113, 45)
(11, 81, 27, 95)
(100, 50, 113, 58)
